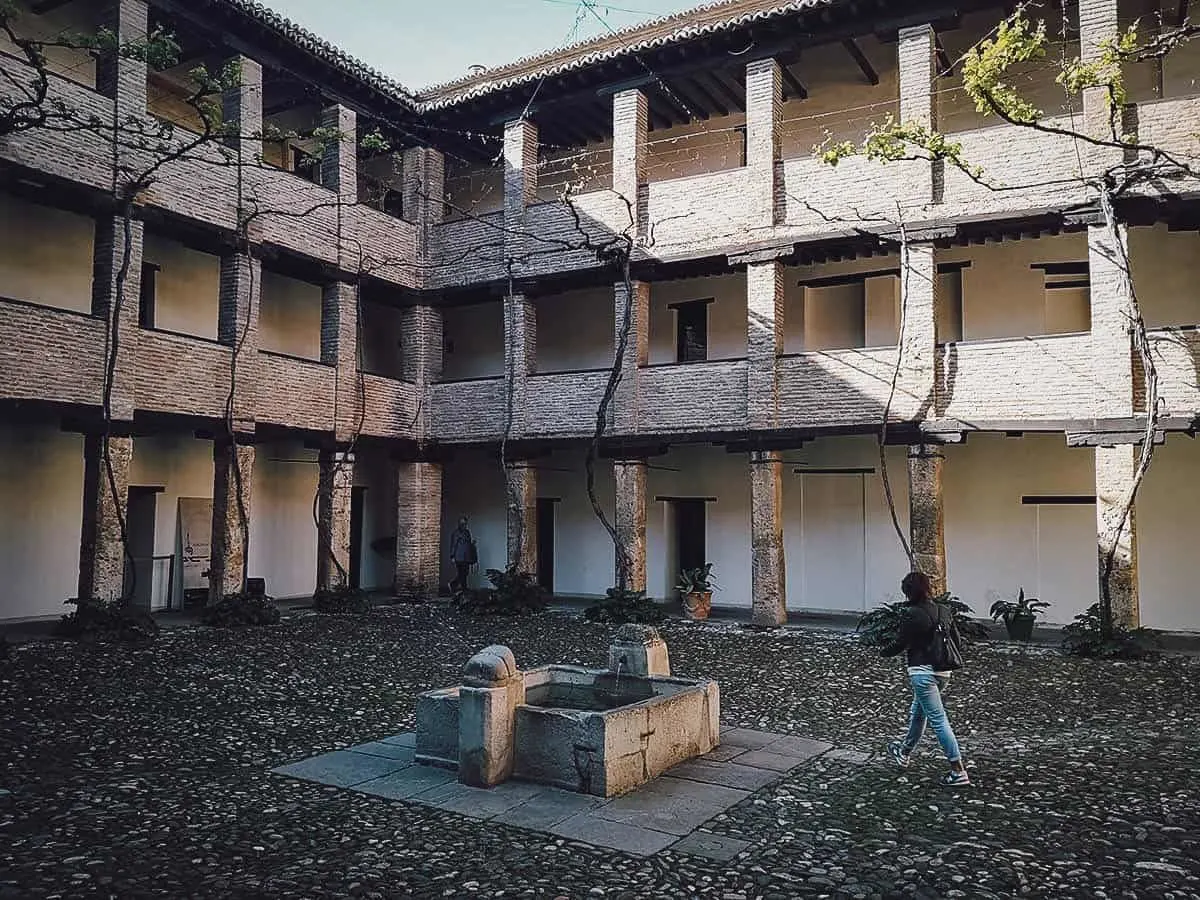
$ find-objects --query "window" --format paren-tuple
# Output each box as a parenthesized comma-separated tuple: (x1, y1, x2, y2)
(139, 262, 160, 329)
(672, 299, 710, 363)
(292, 145, 322, 185)
(1033, 261, 1091, 334)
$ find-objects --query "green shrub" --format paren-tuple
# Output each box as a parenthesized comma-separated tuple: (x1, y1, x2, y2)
(453, 567, 546, 616)
(585, 587, 666, 625)
(312, 586, 372, 615)
(55, 597, 159, 644)
(856, 593, 987, 648)
(1062, 603, 1159, 659)
(201, 592, 281, 627)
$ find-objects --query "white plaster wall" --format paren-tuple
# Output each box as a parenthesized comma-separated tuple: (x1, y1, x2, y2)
(248, 442, 319, 599)
(0, 1, 97, 87)
(142, 233, 220, 340)
(1135, 434, 1200, 633)
(645, 112, 746, 183)
(536, 445, 617, 597)
(943, 433, 1095, 626)
(0, 194, 94, 313)
(804, 283, 865, 351)
(648, 273, 747, 364)
(128, 433, 213, 610)
(0, 423, 83, 619)
(1130, 225, 1200, 328)
(536, 286, 613, 373)
(1162, 23, 1200, 97)
(444, 158, 503, 218)
(537, 142, 613, 200)
(442, 301, 504, 380)
(441, 448, 507, 592)
(259, 270, 323, 360)
(784, 255, 912, 353)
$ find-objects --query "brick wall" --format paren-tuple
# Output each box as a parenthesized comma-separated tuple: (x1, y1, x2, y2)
(639, 361, 749, 433)
(429, 378, 506, 441)
(135, 330, 232, 419)
(257, 352, 337, 431)
(1148, 328, 1200, 418)
(777, 348, 921, 428)
(0, 300, 105, 406)
(525, 371, 609, 437)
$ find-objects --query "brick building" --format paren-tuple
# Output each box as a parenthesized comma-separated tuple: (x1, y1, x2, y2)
(1, 0, 1198, 630)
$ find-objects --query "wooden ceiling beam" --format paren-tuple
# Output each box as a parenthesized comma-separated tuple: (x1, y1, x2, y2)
(779, 64, 808, 100)
(842, 38, 880, 85)
(706, 70, 745, 110)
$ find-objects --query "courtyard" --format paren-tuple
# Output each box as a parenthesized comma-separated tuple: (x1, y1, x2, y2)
(1, 608, 1198, 899)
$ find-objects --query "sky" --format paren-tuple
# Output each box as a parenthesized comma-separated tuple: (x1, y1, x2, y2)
(263, 0, 699, 91)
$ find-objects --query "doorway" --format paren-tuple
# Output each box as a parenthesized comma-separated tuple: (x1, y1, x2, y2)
(350, 486, 366, 590)
(536, 497, 556, 594)
(800, 473, 866, 611)
(673, 499, 707, 583)
(124, 486, 159, 610)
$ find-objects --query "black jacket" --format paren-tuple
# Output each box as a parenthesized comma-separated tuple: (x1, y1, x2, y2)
(881, 600, 955, 668)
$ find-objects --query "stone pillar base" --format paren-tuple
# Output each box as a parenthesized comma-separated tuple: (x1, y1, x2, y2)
(1096, 444, 1140, 629)
(395, 461, 443, 599)
(78, 433, 133, 602)
(907, 443, 947, 596)
(317, 449, 355, 591)
(613, 459, 647, 592)
(750, 450, 786, 627)
(209, 438, 255, 602)
(505, 462, 536, 575)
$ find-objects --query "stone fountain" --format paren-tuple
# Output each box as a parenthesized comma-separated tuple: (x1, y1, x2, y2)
(413, 625, 720, 798)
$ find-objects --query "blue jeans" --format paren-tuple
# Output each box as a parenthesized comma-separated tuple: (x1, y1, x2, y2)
(902, 672, 962, 763)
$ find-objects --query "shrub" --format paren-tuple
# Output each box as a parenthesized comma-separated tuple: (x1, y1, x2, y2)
(453, 567, 546, 616)
(201, 592, 281, 627)
(856, 593, 987, 648)
(1062, 603, 1159, 659)
(312, 585, 372, 615)
(585, 587, 667, 625)
(55, 597, 159, 644)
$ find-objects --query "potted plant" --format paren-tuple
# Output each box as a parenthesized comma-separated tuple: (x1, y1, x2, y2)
(676, 563, 716, 621)
(989, 588, 1049, 642)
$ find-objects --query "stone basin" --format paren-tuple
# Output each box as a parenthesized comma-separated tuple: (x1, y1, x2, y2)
(414, 626, 720, 798)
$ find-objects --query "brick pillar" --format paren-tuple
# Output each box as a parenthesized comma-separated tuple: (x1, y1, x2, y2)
(96, 0, 148, 145)
(218, 252, 261, 429)
(209, 437, 255, 601)
(221, 55, 263, 162)
(898, 24, 939, 203)
(395, 460, 443, 599)
(1079, 0, 1124, 160)
(613, 279, 650, 434)
(316, 449, 355, 591)
(612, 89, 647, 238)
(503, 292, 536, 436)
(78, 433, 133, 601)
(402, 147, 445, 263)
(401, 304, 443, 439)
(745, 58, 781, 228)
(750, 450, 786, 627)
(1095, 444, 1140, 628)
(613, 459, 647, 592)
(92, 215, 144, 421)
(900, 242, 938, 419)
(907, 443, 947, 595)
(321, 104, 358, 204)
(322, 281, 359, 441)
(505, 461, 536, 575)
(747, 260, 784, 430)
(1088, 222, 1136, 418)
(503, 118, 538, 266)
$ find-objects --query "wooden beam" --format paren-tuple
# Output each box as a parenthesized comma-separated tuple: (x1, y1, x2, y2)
(1176, 0, 1190, 28)
(707, 70, 745, 110)
(935, 37, 953, 77)
(780, 64, 808, 100)
(672, 76, 727, 118)
(29, 0, 75, 13)
(842, 38, 880, 85)
(653, 80, 698, 123)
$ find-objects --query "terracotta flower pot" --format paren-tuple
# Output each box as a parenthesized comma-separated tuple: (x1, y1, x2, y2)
(683, 590, 712, 621)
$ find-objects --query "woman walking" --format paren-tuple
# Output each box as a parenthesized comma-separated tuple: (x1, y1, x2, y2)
(881, 571, 971, 787)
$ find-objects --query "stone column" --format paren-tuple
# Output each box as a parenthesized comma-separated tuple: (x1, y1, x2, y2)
(503, 292, 536, 436)
(613, 458, 647, 592)
(321, 104, 358, 204)
(907, 443, 947, 595)
(900, 242, 938, 419)
(395, 460, 443, 599)
(613, 279, 650, 434)
(209, 437, 255, 601)
(503, 117, 538, 266)
(612, 89, 648, 237)
(745, 57, 782, 228)
(77, 433, 133, 601)
(316, 449, 355, 591)
(321, 280, 359, 441)
(747, 260, 784, 430)
(458, 645, 525, 788)
(221, 55, 263, 163)
(898, 24, 939, 203)
(1095, 444, 1140, 628)
(505, 461, 537, 575)
(750, 450, 786, 627)
(218, 252, 261, 429)
(1088, 222, 1136, 418)
(400, 304, 444, 440)
(91, 215, 144, 422)
(402, 147, 445, 263)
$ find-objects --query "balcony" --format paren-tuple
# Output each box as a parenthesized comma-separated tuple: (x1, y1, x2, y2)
(1147, 327, 1200, 419)
(638, 360, 748, 433)
(135, 329, 232, 419)
(358, 373, 421, 439)
(430, 377, 505, 442)
(777, 347, 919, 429)
(642, 168, 757, 253)
(257, 351, 336, 431)
(0, 298, 105, 406)
(525, 370, 609, 438)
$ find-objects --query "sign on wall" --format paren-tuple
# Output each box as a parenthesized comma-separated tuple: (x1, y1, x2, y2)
(177, 497, 212, 591)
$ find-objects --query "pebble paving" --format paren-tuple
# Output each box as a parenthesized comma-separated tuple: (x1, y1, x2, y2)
(1, 605, 1198, 898)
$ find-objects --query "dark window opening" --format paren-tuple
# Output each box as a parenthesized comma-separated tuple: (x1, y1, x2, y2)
(536, 497, 557, 595)
(292, 145, 321, 185)
(139, 262, 160, 329)
(674, 299, 710, 363)
(350, 486, 366, 590)
(735, 124, 747, 167)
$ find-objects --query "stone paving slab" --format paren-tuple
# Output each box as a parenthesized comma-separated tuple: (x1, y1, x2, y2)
(272, 728, 832, 857)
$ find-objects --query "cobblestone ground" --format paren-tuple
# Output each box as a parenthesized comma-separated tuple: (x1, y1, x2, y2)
(1, 606, 1198, 899)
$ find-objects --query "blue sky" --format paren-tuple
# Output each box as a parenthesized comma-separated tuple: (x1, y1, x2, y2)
(264, 0, 698, 90)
